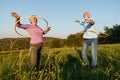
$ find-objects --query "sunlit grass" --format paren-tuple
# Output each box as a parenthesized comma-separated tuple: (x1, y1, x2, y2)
(0, 44, 120, 80)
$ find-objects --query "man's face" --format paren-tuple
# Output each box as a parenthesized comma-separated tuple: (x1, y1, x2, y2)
(30, 16, 37, 25)
(83, 12, 90, 20)
(84, 15, 89, 20)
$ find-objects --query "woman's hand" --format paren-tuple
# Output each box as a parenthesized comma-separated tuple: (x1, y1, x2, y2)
(11, 12, 20, 19)
(44, 26, 51, 34)
(46, 26, 51, 32)
(11, 12, 21, 26)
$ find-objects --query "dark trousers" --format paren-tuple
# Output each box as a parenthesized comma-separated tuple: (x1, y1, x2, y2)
(29, 42, 43, 71)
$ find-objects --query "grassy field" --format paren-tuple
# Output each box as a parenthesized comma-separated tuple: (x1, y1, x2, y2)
(0, 44, 120, 80)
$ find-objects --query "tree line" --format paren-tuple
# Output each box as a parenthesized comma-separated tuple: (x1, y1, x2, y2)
(0, 24, 120, 51)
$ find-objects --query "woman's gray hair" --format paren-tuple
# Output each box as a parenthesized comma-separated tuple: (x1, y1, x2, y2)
(29, 15, 38, 23)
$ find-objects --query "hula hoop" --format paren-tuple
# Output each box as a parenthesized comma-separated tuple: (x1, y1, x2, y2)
(98, 32, 109, 38)
(84, 30, 109, 38)
(14, 16, 48, 37)
(74, 21, 109, 38)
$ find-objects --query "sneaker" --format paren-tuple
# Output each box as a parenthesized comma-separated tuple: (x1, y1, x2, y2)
(92, 66, 96, 69)
(81, 62, 88, 67)
(91, 65, 97, 69)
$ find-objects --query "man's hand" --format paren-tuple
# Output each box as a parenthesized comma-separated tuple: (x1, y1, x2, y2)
(85, 19, 94, 24)
(74, 20, 80, 23)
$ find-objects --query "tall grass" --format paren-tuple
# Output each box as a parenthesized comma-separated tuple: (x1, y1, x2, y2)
(0, 44, 120, 80)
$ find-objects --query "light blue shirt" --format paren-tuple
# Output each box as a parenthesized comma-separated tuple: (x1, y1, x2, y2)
(80, 18, 98, 39)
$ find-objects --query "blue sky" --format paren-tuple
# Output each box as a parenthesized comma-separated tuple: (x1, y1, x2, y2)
(0, 0, 120, 39)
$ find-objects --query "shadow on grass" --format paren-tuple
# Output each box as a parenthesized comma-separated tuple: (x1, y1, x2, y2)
(59, 49, 109, 80)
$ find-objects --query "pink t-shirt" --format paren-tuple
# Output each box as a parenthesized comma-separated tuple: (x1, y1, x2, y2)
(18, 24, 46, 44)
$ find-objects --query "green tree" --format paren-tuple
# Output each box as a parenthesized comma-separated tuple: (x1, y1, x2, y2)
(50, 38, 64, 48)
(66, 32, 83, 47)
(104, 24, 120, 43)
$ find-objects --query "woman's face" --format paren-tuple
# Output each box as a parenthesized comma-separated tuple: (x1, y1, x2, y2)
(30, 16, 37, 25)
